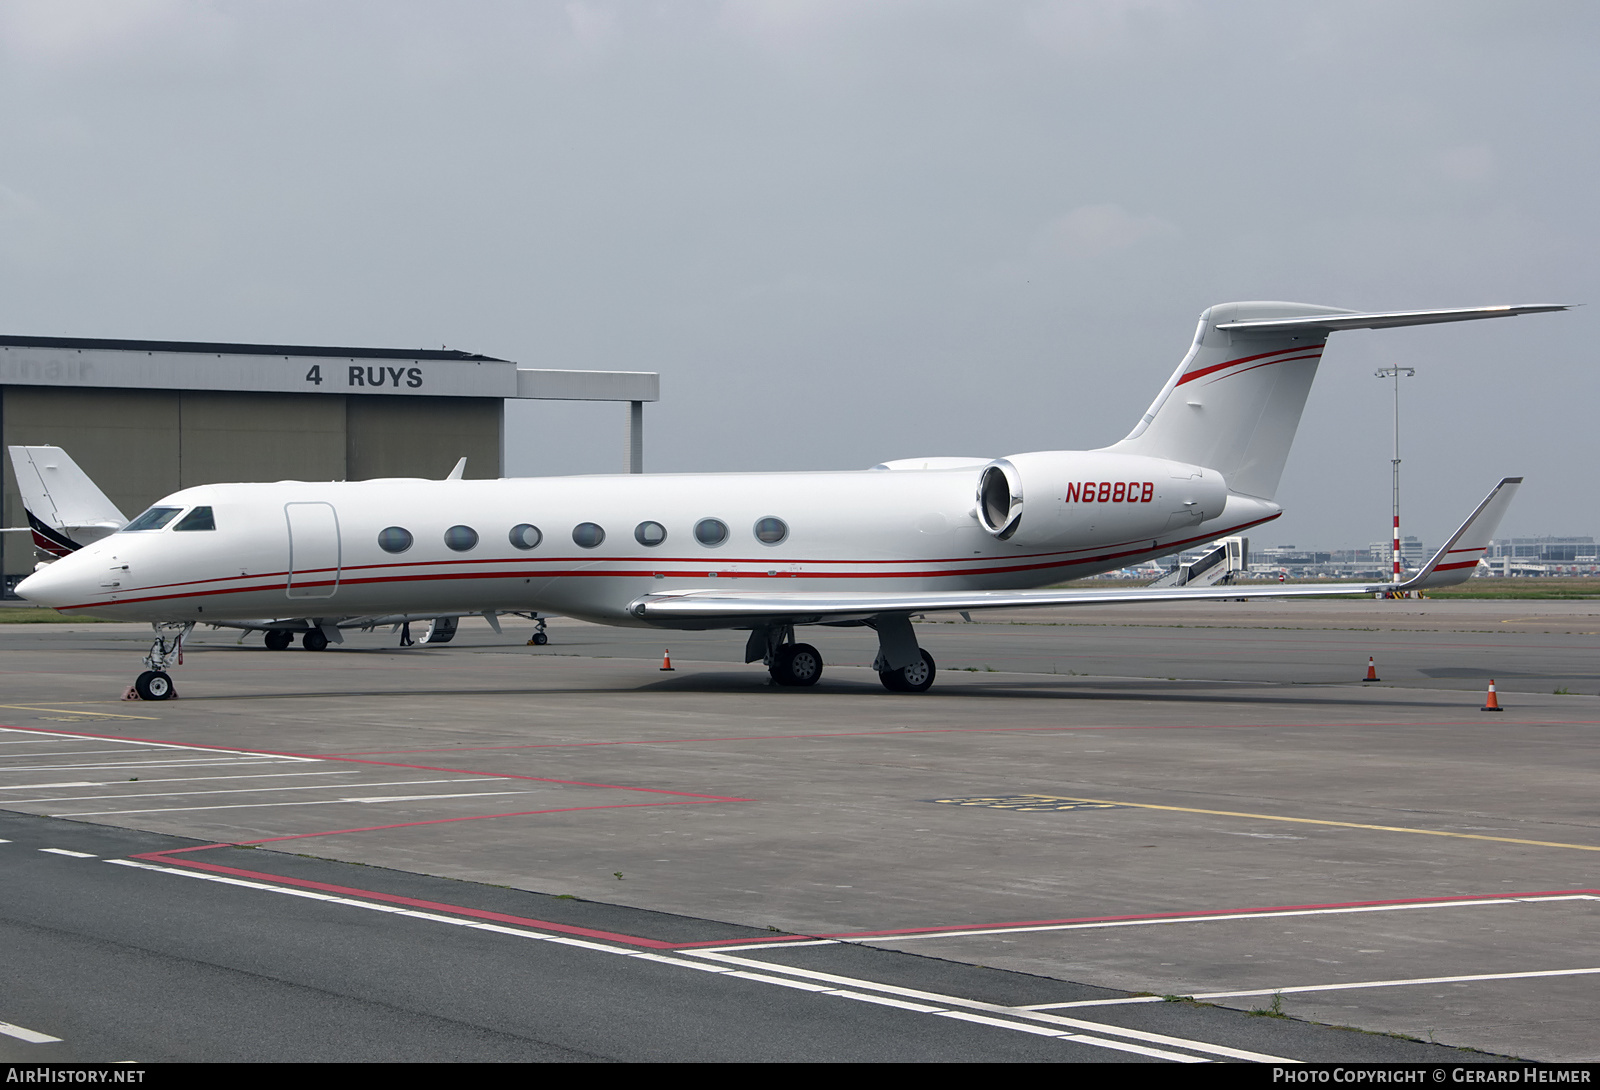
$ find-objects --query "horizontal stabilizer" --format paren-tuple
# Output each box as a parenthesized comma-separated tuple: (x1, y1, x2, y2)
(1215, 304, 1569, 333)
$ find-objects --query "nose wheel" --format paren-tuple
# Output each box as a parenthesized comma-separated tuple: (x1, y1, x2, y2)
(134, 670, 175, 701)
(124, 622, 192, 701)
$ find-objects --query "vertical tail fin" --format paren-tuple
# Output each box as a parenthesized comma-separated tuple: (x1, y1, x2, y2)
(1105, 301, 1342, 500)
(6, 445, 127, 556)
(1105, 301, 1568, 501)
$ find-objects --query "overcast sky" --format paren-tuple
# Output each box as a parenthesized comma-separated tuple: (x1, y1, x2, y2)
(2, 1, 1593, 548)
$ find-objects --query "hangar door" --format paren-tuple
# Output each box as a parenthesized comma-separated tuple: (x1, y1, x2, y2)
(285, 502, 341, 600)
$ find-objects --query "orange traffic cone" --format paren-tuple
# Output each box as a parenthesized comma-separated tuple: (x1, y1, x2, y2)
(1481, 679, 1502, 712)
(660, 649, 675, 672)
(1362, 656, 1380, 682)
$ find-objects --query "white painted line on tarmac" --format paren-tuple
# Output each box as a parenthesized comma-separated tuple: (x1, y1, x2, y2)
(683, 949, 1292, 1063)
(12, 776, 504, 804)
(39, 848, 96, 858)
(0, 771, 353, 793)
(1190, 966, 1600, 1001)
(0, 782, 99, 790)
(55, 790, 533, 816)
(0, 758, 314, 773)
(0, 1020, 61, 1044)
(1023, 966, 1600, 1010)
(0, 726, 305, 756)
(104, 858, 1275, 1063)
(863, 893, 1600, 943)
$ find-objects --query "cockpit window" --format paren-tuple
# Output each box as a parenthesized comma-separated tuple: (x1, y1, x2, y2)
(173, 506, 216, 532)
(123, 506, 182, 532)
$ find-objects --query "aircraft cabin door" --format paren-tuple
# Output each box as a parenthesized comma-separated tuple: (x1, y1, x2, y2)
(285, 502, 341, 599)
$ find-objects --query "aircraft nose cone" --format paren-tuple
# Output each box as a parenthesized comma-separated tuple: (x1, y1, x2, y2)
(15, 562, 78, 609)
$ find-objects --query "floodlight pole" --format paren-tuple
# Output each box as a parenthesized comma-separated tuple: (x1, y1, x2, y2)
(1375, 366, 1415, 585)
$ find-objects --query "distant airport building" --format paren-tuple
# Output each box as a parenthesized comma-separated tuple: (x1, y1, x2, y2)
(1, 334, 657, 594)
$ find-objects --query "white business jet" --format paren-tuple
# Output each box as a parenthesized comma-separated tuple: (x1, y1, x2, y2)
(5, 445, 544, 658)
(15, 300, 1564, 700)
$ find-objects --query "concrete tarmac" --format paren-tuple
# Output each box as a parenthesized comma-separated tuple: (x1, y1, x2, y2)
(0, 598, 1595, 1061)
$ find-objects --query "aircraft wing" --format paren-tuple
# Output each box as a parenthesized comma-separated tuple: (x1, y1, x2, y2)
(630, 478, 1521, 626)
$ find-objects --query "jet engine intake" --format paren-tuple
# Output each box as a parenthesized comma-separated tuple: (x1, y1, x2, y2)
(974, 451, 1227, 548)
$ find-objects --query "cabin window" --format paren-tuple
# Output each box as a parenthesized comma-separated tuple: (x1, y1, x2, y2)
(693, 518, 728, 547)
(634, 521, 667, 547)
(444, 525, 479, 552)
(509, 524, 542, 550)
(173, 507, 216, 532)
(753, 517, 788, 545)
(123, 506, 182, 532)
(377, 526, 413, 553)
(573, 522, 606, 548)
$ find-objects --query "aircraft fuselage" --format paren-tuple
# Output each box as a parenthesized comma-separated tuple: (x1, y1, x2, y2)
(20, 459, 1275, 630)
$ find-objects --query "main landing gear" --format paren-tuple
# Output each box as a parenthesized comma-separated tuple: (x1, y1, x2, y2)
(127, 621, 193, 701)
(879, 649, 937, 693)
(744, 615, 938, 693)
(748, 625, 823, 686)
(264, 629, 293, 651)
(869, 613, 937, 693)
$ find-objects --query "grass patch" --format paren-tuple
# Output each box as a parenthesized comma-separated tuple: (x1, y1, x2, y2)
(0, 607, 120, 623)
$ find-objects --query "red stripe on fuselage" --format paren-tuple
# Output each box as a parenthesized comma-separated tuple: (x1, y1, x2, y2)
(1198, 352, 1323, 387)
(53, 514, 1282, 612)
(1175, 345, 1322, 387)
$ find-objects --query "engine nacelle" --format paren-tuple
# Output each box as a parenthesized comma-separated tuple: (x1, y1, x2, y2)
(975, 451, 1227, 548)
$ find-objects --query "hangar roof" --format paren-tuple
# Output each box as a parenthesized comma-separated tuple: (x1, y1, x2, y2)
(0, 335, 508, 362)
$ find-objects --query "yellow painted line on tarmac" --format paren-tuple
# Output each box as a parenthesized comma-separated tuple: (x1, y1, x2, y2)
(0, 703, 160, 721)
(1045, 795, 1600, 853)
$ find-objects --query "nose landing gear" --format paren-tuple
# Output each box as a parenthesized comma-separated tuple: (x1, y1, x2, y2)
(125, 622, 193, 701)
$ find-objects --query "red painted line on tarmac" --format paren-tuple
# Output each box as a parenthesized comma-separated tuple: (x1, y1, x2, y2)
(668, 888, 1600, 948)
(0, 723, 745, 801)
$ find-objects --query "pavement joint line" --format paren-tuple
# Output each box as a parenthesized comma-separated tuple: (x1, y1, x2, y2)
(101, 857, 1256, 1063)
(1021, 967, 1600, 1009)
(1034, 794, 1600, 852)
(0, 1020, 62, 1044)
(0, 705, 158, 720)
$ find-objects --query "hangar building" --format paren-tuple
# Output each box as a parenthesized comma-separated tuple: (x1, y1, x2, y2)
(1, 335, 657, 594)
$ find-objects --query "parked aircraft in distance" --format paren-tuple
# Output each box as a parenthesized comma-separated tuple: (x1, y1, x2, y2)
(5, 445, 544, 661)
(15, 301, 1565, 699)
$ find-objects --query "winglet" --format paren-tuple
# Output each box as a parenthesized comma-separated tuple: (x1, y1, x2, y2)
(1396, 477, 1522, 591)
(445, 457, 468, 481)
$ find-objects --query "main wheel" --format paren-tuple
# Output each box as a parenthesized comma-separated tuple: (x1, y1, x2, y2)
(878, 649, 936, 693)
(531, 631, 549, 646)
(134, 670, 175, 701)
(264, 630, 293, 651)
(769, 643, 823, 687)
(302, 629, 329, 652)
